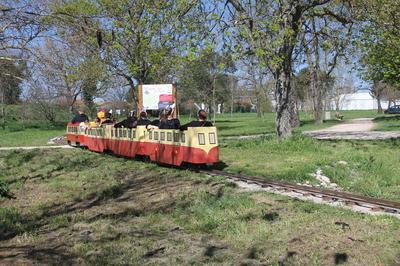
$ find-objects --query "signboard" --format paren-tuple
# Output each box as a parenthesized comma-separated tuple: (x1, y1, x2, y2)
(138, 83, 177, 117)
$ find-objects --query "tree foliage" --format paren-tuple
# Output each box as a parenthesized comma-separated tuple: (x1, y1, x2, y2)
(358, 0, 400, 86)
(178, 49, 236, 113)
(50, 0, 207, 107)
(0, 57, 26, 104)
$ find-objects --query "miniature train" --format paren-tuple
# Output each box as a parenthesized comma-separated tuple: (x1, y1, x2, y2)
(66, 123, 219, 166)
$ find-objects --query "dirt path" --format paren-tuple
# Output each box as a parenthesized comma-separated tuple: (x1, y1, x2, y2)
(304, 118, 400, 140)
(0, 145, 73, 151)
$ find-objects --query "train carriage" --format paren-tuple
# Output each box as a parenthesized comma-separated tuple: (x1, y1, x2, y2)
(66, 122, 86, 146)
(66, 123, 219, 166)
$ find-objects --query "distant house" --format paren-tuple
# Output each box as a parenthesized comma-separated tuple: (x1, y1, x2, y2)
(330, 91, 396, 110)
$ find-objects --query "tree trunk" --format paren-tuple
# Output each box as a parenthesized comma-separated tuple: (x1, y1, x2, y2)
(388, 100, 392, 109)
(274, 68, 292, 138)
(335, 97, 340, 111)
(311, 19, 323, 124)
(256, 88, 262, 118)
(212, 77, 216, 123)
(289, 89, 300, 127)
(377, 97, 383, 114)
(126, 77, 137, 111)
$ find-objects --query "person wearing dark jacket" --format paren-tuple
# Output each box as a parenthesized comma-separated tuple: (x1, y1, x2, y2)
(71, 111, 89, 123)
(159, 108, 180, 129)
(180, 110, 213, 130)
(136, 111, 151, 126)
(114, 111, 137, 128)
(100, 112, 114, 126)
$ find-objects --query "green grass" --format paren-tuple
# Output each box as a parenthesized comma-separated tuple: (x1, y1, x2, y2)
(220, 135, 400, 201)
(373, 115, 400, 131)
(211, 110, 384, 136)
(0, 149, 399, 265)
(0, 128, 66, 147)
(338, 110, 381, 119)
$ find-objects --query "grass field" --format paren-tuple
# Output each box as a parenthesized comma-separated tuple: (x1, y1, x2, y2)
(373, 115, 400, 131)
(0, 149, 399, 265)
(0, 128, 66, 147)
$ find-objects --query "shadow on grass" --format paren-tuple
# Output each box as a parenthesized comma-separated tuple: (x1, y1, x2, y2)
(215, 125, 243, 131)
(0, 243, 77, 265)
(299, 119, 341, 127)
(0, 167, 193, 263)
(373, 115, 400, 122)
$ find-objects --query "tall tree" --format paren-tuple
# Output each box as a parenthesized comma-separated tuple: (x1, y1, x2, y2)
(51, 0, 206, 110)
(223, 0, 353, 137)
(357, 0, 400, 87)
(179, 49, 236, 120)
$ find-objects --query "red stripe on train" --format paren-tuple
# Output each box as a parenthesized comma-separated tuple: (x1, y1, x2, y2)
(84, 136, 218, 166)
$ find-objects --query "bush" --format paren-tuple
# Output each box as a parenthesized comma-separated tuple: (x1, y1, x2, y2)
(0, 178, 14, 199)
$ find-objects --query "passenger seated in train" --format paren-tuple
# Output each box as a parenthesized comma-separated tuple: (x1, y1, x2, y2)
(136, 111, 151, 126)
(114, 111, 137, 128)
(159, 107, 180, 129)
(146, 114, 160, 130)
(71, 110, 89, 123)
(100, 112, 114, 126)
(180, 109, 213, 130)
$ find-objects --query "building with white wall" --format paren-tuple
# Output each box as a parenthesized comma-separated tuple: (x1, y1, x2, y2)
(331, 91, 394, 110)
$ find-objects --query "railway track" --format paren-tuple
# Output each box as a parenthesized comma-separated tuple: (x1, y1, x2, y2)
(197, 169, 400, 217)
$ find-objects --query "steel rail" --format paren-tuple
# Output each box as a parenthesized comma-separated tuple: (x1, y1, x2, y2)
(197, 169, 400, 215)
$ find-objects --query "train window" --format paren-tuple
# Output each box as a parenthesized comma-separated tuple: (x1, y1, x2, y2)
(209, 133, 216, 144)
(154, 131, 159, 140)
(174, 133, 180, 142)
(123, 129, 127, 138)
(160, 132, 165, 141)
(132, 130, 136, 139)
(198, 133, 205, 145)
(181, 133, 185, 143)
(111, 129, 114, 138)
(149, 131, 152, 140)
(128, 129, 132, 139)
(118, 129, 123, 138)
(167, 132, 172, 141)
